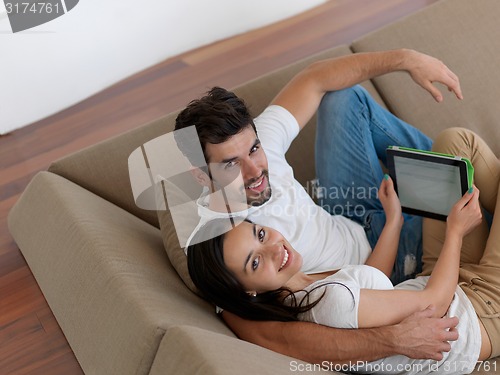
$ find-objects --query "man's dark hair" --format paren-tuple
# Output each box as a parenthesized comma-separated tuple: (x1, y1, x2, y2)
(174, 87, 256, 164)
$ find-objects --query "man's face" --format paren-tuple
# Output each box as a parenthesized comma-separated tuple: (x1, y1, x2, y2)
(205, 125, 271, 207)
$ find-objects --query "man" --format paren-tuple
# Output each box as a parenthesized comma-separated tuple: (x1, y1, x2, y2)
(175, 49, 462, 364)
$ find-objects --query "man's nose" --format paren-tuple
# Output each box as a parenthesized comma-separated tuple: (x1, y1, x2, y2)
(243, 159, 260, 179)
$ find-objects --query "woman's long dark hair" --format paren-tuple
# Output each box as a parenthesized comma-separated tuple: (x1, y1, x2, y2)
(187, 219, 333, 322)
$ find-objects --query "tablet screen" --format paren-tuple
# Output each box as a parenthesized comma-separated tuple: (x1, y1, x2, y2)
(393, 156, 463, 216)
(386, 147, 471, 221)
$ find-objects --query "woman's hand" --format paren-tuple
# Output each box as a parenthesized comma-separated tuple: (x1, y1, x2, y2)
(365, 175, 403, 276)
(379, 175, 403, 228)
(365, 175, 404, 277)
(446, 186, 482, 238)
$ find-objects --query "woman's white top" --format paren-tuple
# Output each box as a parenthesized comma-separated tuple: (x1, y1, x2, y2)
(293, 265, 481, 375)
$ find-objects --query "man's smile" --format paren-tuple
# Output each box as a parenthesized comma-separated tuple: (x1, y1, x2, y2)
(245, 173, 268, 194)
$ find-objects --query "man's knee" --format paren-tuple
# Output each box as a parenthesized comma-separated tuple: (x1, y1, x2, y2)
(316, 86, 372, 138)
(432, 127, 477, 155)
(318, 85, 367, 118)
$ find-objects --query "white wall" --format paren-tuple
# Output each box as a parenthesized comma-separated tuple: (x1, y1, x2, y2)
(0, 0, 325, 134)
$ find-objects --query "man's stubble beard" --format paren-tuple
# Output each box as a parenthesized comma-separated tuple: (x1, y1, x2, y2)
(247, 170, 272, 207)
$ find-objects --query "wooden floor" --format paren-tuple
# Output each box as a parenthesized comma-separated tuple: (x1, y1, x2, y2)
(0, 0, 439, 373)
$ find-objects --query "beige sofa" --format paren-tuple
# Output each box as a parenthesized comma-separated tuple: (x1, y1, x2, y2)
(8, 0, 500, 374)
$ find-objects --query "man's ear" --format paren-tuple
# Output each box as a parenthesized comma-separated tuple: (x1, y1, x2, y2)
(190, 167, 211, 187)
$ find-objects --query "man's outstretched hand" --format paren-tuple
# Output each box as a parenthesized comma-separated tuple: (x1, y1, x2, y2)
(392, 305, 459, 361)
(404, 49, 463, 103)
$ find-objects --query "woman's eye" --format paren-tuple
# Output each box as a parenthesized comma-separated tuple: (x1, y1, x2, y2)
(258, 228, 265, 242)
(250, 145, 260, 154)
(252, 257, 259, 271)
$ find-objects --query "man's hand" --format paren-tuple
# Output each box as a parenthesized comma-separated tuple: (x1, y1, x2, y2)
(271, 48, 463, 129)
(404, 49, 463, 103)
(392, 305, 459, 361)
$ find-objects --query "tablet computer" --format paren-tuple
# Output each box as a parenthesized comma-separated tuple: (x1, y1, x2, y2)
(386, 146, 474, 221)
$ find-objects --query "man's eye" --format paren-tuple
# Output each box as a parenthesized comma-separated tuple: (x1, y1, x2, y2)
(250, 145, 260, 153)
(225, 161, 237, 169)
(258, 228, 265, 242)
(252, 257, 260, 271)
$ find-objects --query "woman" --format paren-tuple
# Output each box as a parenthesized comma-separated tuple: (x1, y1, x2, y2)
(187, 128, 499, 374)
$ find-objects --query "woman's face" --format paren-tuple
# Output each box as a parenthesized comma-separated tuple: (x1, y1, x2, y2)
(223, 221, 303, 294)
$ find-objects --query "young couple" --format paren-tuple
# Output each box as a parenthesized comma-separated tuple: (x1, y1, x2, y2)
(174, 49, 499, 372)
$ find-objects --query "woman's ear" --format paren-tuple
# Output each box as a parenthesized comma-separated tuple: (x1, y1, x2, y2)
(190, 167, 211, 187)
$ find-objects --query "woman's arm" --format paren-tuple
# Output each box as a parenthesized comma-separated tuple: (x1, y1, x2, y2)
(359, 187, 482, 328)
(364, 176, 403, 277)
(423, 186, 482, 315)
(222, 307, 459, 364)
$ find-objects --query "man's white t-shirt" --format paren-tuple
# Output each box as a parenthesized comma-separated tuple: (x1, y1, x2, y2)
(248, 105, 371, 272)
(202, 105, 371, 272)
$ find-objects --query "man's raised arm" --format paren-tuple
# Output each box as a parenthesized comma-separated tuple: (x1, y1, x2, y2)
(222, 305, 458, 365)
(271, 49, 463, 129)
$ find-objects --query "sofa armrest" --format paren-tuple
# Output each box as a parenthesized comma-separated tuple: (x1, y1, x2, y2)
(8, 172, 231, 375)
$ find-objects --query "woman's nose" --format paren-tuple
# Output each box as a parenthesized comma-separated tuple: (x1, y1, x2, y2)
(264, 242, 281, 258)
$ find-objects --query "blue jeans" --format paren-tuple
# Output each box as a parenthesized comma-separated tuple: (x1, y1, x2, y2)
(314, 85, 433, 284)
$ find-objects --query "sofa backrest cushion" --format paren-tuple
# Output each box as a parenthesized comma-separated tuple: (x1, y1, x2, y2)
(157, 202, 200, 294)
(48, 112, 179, 228)
(352, 0, 500, 155)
